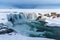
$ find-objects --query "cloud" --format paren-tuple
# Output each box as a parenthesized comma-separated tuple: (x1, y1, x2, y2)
(0, 0, 60, 8)
(34, 4, 60, 9)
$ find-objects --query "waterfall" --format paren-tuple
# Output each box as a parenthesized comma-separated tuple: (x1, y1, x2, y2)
(7, 12, 38, 25)
(0, 12, 57, 39)
(6, 12, 48, 37)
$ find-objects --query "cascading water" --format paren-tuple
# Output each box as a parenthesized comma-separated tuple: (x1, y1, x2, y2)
(0, 12, 59, 40)
(6, 12, 57, 39)
(6, 12, 47, 37)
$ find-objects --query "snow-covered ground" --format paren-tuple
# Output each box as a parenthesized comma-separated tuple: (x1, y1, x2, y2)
(0, 34, 55, 40)
(46, 17, 60, 26)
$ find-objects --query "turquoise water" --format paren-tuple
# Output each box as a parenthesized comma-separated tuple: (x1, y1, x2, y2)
(7, 13, 60, 40)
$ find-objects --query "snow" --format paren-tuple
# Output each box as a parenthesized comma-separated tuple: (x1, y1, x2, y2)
(46, 18, 60, 26)
(0, 34, 55, 40)
(0, 13, 8, 24)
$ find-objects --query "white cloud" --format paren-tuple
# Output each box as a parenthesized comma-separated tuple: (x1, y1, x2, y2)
(0, 0, 60, 8)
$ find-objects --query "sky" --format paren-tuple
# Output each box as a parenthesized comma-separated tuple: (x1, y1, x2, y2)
(0, 0, 60, 8)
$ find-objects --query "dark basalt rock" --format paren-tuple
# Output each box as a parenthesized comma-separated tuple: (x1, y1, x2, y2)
(0, 27, 17, 35)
